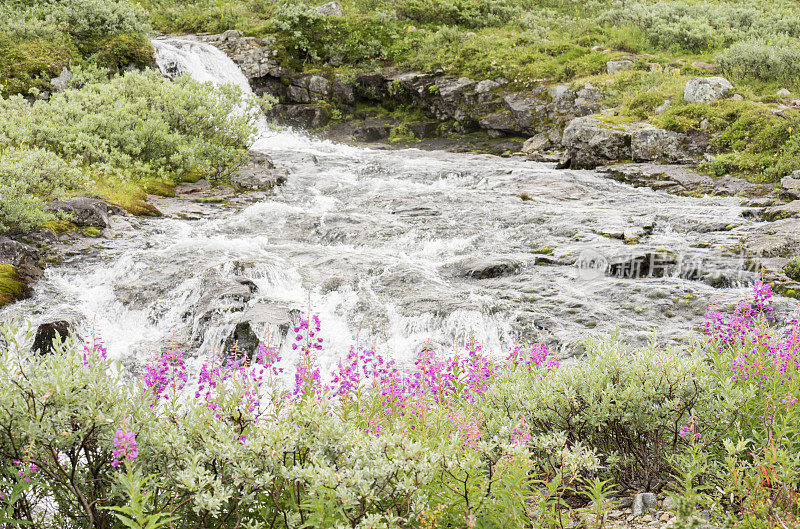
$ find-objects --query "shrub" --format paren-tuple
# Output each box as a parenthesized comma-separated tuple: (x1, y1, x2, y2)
(397, 0, 519, 28)
(717, 36, 800, 86)
(0, 69, 266, 231)
(47, 0, 151, 42)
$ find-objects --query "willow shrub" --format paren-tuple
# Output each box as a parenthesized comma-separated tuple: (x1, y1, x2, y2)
(4, 281, 800, 527)
(0, 69, 266, 232)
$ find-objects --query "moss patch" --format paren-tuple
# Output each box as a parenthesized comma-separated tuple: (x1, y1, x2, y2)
(0, 264, 27, 308)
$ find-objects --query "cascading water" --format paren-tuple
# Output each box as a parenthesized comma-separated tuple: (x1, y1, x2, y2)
(2, 38, 797, 373)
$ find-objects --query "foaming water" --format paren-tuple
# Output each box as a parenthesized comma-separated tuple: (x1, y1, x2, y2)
(3, 39, 797, 373)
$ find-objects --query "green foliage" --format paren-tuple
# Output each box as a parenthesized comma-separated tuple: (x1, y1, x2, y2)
(785, 258, 800, 282)
(0, 70, 264, 231)
(397, 0, 520, 28)
(0, 33, 76, 96)
(717, 36, 800, 86)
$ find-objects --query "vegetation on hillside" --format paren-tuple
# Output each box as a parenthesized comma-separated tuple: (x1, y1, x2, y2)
(1, 282, 798, 527)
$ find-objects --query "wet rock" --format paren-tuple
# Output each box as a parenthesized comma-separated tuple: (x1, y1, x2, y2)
(630, 126, 695, 164)
(683, 77, 732, 104)
(279, 103, 331, 128)
(521, 133, 551, 154)
(33, 320, 75, 354)
(193, 34, 279, 81)
(743, 219, 800, 258)
(231, 152, 288, 191)
(407, 121, 441, 139)
(223, 322, 261, 360)
(224, 303, 298, 358)
(559, 116, 631, 169)
(47, 197, 114, 228)
(633, 492, 657, 516)
(352, 121, 393, 141)
(764, 200, 800, 221)
(780, 171, 800, 199)
(315, 1, 343, 16)
(458, 258, 520, 279)
(596, 163, 772, 197)
(607, 251, 677, 279)
(607, 59, 633, 75)
(0, 237, 41, 269)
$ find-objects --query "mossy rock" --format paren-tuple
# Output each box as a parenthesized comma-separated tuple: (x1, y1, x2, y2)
(0, 264, 27, 308)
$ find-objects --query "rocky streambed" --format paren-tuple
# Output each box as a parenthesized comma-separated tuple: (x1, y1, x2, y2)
(2, 38, 800, 373)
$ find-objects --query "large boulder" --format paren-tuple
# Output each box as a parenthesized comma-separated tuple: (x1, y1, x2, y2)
(32, 320, 75, 354)
(0, 237, 40, 269)
(230, 152, 288, 191)
(630, 126, 695, 164)
(606, 59, 633, 75)
(521, 133, 551, 155)
(559, 117, 631, 169)
(46, 197, 115, 228)
(684, 77, 733, 104)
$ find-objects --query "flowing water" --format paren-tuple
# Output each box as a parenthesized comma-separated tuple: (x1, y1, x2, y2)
(3, 38, 796, 372)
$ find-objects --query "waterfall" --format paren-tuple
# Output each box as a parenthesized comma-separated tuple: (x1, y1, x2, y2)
(152, 39, 253, 94)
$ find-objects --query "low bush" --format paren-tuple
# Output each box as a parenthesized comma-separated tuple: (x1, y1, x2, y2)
(717, 36, 800, 86)
(397, 0, 520, 28)
(2, 281, 797, 527)
(0, 69, 265, 232)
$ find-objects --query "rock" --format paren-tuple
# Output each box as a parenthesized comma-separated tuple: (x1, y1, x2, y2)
(314, 1, 343, 16)
(0, 237, 40, 269)
(223, 322, 261, 361)
(777, 88, 792, 97)
(743, 219, 800, 258)
(476, 79, 500, 93)
(617, 498, 634, 509)
(633, 492, 658, 516)
(662, 496, 677, 511)
(46, 197, 114, 228)
(683, 77, 733, 104)
(781, 171, 800, 199)
(608, 252, 677, 279)
(764, 200, 800, 221)
(630, 125, 694, 164)
(607, 59, 634, 75)
(522, 133, 551, 154)
(221, 29, 243, 41)
(732, 93, 744, 101)
(352, 121, 393, 141)
(230, 151, 288, 191)
(660, 513, 671, 522)
(224, 303, 298, 358)
(654, 100, 671, 114)
(597, 163, 770, 197)
(458, 258, 520, 279)
(50, 67, 72, 93)
(32, 320, 75, 354)
(691, 61, 717, 71)
(699, 118, 711, 131)
(332, 74, 355, 104)
(279, 103, 331, 129)
(559, 116, 631, 169)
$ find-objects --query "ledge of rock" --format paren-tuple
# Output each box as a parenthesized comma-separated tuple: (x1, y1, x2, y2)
(46, 197, 122, 228)
(596, 163, 773, 197)
(230, 151, 288, 191)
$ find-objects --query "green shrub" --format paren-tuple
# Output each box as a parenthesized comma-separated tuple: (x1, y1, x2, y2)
(0, 33, 76, 96)
(397, 0, 520, 28)
(48, 0, 151, 42)
(87, 32, 154, 70)
(785, 258, 800, 282)
(717, 36, 800, 86)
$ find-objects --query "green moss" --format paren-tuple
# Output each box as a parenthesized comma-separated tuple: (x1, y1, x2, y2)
(534, 246, 554, 255)
(143, 180, 177, 197)
(785, 258, 800, 282)
(0, 264, 27, 308)
(81, 227, 102, 238)
(0, 32, 76, 96)
(194, 197, 226, 204)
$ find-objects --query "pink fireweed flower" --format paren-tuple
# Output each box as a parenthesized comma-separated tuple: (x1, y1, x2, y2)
(679, 408, 700, 440)
(143, 348, 188, 404)
(111, 427, 138, 468)
(511, 415, 531, 445)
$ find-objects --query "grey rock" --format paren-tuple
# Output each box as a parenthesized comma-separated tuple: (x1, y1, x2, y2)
(607, 252, 677, 279)
(225, 303, 298, 359)
(743, 219, 800, 258)
(630, 125, 694, 164)
(47, 197, 114, 228)
(221, 29, 243, 41)
(732, 93, 744, 101)
(777, 88, 792, 97)
(315, 1, 343, 16)
(280, 103, 331, 129)
(684, 76, 733, 104)
(607, 59, 634, 75)
(661, 496, 678, 511)
(230, 152, 288, 190)
(654, 100, 671, 114)
(559, 116, 631, 169)
(476, 79, 500, 93)
(287, 84, 310, 103)
(50, 68, 72, 93)
(781, 171, 800, 199)
(764, 200, 800, 221)
(332, 74, 355, 104)
(458, 258, 520, 279)
(633, 492, 657, 516)
(522, 133, 551, 154)
(0, 237, 40, 269)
